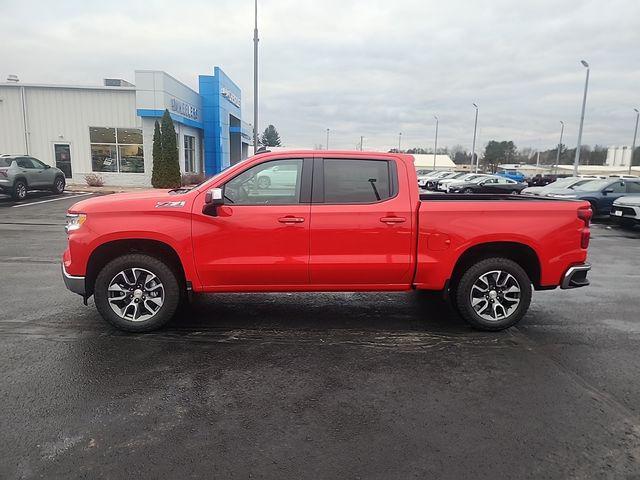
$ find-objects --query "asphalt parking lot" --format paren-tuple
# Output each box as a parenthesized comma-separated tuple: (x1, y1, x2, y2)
(2, 191, 640, 478)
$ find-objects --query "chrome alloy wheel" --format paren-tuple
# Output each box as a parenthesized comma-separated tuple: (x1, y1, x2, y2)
(16, 183, 27, 199)
(107, 268, 164, 322)
(469, 270, 521, 321)
(55, 177, 65, 193)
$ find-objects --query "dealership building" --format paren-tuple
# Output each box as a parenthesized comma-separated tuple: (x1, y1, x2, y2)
(0, 67, 252, 186)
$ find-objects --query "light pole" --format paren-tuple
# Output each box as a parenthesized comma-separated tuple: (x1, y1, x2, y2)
(398, 132, 402, 152)
(471, 103, 479, 173)
(630, 108, 639, 175)
(326, 128, 330, 150)
(252, 0, 259, 154)
(574, 60, 590, 176)
(360, 136, 364, 151)
(555, 121, 564, 175)
(433, 116, 439, 171)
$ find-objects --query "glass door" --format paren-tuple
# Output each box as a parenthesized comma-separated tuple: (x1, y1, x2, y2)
(54, 144, 72, 178)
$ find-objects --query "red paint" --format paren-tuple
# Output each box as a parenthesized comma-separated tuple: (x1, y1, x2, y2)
(64, 151, 590, 295)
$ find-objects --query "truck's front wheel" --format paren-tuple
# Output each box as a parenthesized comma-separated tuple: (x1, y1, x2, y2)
(454, 257, 532, 331)
(94, 254, 181, 332)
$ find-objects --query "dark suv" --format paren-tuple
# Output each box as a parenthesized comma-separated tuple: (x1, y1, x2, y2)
(549, 178, 640, 215)
(0, 155, 66, 200)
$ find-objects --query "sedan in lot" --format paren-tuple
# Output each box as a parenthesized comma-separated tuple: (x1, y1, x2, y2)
(437, 173, 489, 192)
(418, 170, 450, 189)
(610, 195, 640, 227)
(549, 178, 640, 215)
(448, 175, 527, 194)
(0, 155, 66, 200)
(522, 177, 593, 196)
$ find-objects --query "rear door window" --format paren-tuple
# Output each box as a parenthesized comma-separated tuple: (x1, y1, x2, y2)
(626, 182, 640, 193)
(321, 159, 393, 203)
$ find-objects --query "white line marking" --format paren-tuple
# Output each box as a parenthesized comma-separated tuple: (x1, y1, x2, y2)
(12, 193, 93, 208)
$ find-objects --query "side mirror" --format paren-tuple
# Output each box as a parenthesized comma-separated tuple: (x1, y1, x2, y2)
(203, 188, 224, 216)
(602, 188, 614, 194)
(44, 164, 51, 169)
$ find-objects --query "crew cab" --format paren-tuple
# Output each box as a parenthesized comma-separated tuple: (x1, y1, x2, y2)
(62, 151, 592, 332)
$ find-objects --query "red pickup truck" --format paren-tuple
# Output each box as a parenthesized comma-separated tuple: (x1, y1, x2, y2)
(62, 151, 592, 332)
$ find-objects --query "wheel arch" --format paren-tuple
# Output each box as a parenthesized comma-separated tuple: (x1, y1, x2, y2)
(85, 239, 187, 297)
(450, 241, 541, 289)
(13, 175, 28, 187)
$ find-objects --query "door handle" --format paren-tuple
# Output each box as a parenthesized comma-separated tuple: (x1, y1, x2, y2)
(380, 216, 406, 224)
(278, 216, 305, 224)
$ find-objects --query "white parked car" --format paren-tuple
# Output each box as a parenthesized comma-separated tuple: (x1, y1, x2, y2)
(610, 195, 640, 226)
(522, 177, 592, 196)
(417, 170, 450, 189)
(438, 173, 488, 192)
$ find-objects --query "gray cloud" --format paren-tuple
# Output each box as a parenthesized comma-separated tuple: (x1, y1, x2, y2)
(1, 0, 639, 152)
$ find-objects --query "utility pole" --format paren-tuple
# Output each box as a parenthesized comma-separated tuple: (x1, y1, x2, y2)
(433, 116, 439, 171)
(574, 60, 590, 176)
(252, 0, 259, 154)
(398, 132, 402, 152)
(555, 121, 564, 175)
(630, 109, 639, 175)
(326, 128, 330, 150)
(471, 103, 479, 173)
(360, 136, 364, 151)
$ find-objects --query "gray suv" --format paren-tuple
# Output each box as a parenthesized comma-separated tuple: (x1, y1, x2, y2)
(0, 155, 66, 200)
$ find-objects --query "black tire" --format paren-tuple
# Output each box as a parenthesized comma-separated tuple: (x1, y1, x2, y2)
(511, 190, 519, 194)
(51, 176, 65, 194)
(588, 200, 598, 216)
(12, 179, 27, 200)
(94, 254, 181, 332)
(454, 257, 532, 331)
(463, 188, 474, 194)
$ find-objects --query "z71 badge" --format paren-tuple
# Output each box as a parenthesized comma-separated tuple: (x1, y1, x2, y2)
(155, 201, 186, 208)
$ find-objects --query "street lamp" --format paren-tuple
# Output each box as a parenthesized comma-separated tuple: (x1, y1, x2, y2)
(326, 128, 330, 150)
(360, 136, 364, 151)
(471, 103, 479, 173)
(253, 0, 259, 154)
(433, 116, 439, 171)
(574, 60, 590, 176)
(398, 132, 402, 152)
(555, 121, 565, 175)
(630, 108, 639, 175)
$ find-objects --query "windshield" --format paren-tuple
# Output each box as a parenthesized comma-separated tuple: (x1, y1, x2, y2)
(573, 180, 610, 191)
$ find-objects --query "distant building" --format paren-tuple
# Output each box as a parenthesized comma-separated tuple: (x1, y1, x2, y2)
(411, 154, 456, 171)
(0, 67, 251, 187)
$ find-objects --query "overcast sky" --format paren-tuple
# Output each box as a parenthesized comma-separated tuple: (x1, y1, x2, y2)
(1, 0, 639, 153)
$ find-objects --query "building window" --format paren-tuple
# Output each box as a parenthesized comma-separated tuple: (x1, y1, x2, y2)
(184, 135, 196, 172)
(90, 127, 144, 173)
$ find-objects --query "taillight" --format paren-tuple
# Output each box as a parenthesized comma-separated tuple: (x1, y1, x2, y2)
(578, 207, 592, 226)
(578, 206, 592, 249)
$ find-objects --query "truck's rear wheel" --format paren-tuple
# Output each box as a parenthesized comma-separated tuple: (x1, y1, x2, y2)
(454, 257, 532, 331)
(94, 254, 181, 332)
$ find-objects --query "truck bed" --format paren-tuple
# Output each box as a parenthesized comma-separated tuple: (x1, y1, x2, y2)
(420, 193, 571, 202)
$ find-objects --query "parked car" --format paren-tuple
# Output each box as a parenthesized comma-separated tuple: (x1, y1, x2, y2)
(497, 169, 526, 183)
(62, 150, 592, 333)
(426, 171, 461, 190)
(522, 177, 592, 196)
(419, 170, 451, 189)
(0, 155, 66, 200)
(449, 175, 527, 194)
(437, 173, 488, 192)
(433, 172, 469, 191)
(254, 162, 299, 189)
(549, 178, 640, 215)
(610, 196, 640, 227)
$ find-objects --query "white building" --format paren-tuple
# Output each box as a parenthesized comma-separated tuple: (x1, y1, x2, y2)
(0, 68, 251, 187)
(412, 154, 456, 171)
(606, 146, 633, 167)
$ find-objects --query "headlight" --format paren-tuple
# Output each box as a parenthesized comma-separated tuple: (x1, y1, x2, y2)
(65, 213, 87, 233)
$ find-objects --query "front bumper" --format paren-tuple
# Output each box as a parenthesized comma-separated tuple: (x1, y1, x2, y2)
(560, 263, 591, 289)
(610, 205, 640, 222)
(62, 262, 86, 296)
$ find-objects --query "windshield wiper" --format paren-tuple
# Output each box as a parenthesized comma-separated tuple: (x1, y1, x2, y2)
(368, 178, 381, 201)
